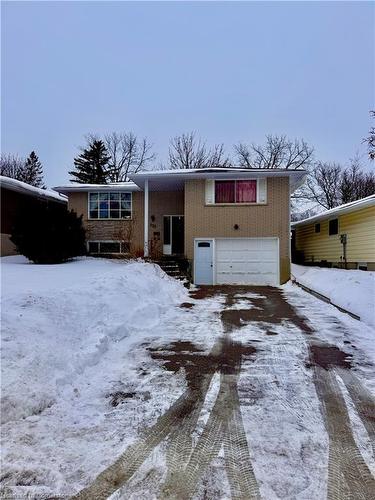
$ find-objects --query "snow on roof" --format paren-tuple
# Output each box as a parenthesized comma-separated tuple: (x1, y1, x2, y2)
(53, 168, 307, 195)
(1, 176, 67, 203)
(53, 181, 140, 195)
(130, 167, 306, 176)
(291, 194, 375, 227)
(129, 167, 307, 192)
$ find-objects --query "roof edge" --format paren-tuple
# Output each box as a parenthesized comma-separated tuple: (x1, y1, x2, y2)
(1, 176, 67, 203)
(53, 181, 140, 194)
(292, 194, 375, 227)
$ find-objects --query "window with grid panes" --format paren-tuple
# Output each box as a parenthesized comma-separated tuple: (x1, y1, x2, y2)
(89, 192, 131, 219)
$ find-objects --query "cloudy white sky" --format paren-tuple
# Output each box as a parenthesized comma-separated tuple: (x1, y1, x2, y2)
(2, 1, 374, 187)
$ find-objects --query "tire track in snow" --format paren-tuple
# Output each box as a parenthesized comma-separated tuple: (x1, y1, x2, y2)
(159, 385, 212, 498)
(160, 333, 260, 500)
(72, 337, 224, 500)
(162, 372, 260, 500)
(314, 366, 375, 500)
(223, 377, 260, 500)
(72, 379, 213, 500)
(336, 368, 375, 457)
(72, 292, 261, 500)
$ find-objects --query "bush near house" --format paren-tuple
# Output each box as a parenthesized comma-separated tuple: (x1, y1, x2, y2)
(11, 202, 86, 264)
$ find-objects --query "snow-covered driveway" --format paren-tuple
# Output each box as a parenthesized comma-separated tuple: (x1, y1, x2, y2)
(1, 257, 375, 499)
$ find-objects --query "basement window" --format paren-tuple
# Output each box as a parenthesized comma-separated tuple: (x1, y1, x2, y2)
(357, 262, 368, 271)
(88, 241, 129, 254)
(329, 219, 339, 236)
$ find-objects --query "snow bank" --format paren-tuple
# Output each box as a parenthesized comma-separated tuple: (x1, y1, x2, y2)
(1, 256, 220, 498)
(291, 264, 375, 327)
(1, 256, 187, 424)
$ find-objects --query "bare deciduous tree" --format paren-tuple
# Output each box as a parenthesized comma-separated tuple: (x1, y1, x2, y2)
(168, 132, 231, 169)
(234, 134, 314, 170)
(294, 157, 375, 212)
(104, 132, 155, 182)
(340, 157, 375, 203)
(305, 162, 342, 209)
(363, 110, 375, 160)
(0, 154, 25, 180)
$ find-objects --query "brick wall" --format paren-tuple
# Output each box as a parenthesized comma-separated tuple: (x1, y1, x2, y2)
(184, 177, 291, 283)
(67, 180, 291, 283)
(68, 190, 184, 254)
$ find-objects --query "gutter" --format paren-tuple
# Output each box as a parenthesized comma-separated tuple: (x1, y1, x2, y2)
(290, 275, 361, 321)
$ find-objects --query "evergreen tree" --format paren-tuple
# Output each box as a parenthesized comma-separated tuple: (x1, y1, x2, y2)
(69, 139, 110, 184)
(11, 202, 86, 264)
(20, 151, 45, 188)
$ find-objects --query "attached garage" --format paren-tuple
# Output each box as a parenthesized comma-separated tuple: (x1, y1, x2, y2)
(194, 238, 279, 286)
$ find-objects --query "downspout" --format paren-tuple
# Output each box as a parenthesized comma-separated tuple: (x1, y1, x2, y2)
(144, 179, 149, 258)
(340, 233, 347, 269)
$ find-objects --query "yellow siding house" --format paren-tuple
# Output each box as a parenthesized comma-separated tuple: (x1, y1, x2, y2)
(292, 194, 375, 271)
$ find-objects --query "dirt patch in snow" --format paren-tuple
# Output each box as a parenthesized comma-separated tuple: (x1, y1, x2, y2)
(190, 285, 313, 334)
(308, 344, 353, 370)
(109, 391, 137, 407)
(180, 302, 195, 309)
(148, 340, 256, 389)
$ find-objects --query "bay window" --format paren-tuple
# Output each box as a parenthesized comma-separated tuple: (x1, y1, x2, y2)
(89, 192, 132, 219)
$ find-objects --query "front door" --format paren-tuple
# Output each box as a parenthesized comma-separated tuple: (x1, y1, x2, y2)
(163, 216, 184, 255)
(172, 216, 184, 254)
(194, 240, 214, 285)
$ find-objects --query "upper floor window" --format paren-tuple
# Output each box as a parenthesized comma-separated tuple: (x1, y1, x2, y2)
(89, 192, 132, 219)
(315, 223, 320, 233)
(329, 218, 338, 235)
(214, 180, 257, 204)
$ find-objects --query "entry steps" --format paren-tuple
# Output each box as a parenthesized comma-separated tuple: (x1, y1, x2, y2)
(153, 258, 189, 282)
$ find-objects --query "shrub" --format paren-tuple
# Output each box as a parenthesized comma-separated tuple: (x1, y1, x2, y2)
(11, 202, 86, 264)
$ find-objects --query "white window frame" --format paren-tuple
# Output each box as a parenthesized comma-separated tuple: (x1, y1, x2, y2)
(212, 179, 264, 205)
(88, 192, 132, 220)
(87, 240, 129, 254)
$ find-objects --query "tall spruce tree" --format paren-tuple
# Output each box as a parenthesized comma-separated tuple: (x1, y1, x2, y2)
(21, 151, 45, 188)
(69, 139, 110, 184)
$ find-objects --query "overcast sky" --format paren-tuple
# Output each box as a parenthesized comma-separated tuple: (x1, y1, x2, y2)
(2, 1, 374, 187)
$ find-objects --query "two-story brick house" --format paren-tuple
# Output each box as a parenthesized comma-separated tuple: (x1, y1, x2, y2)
(54, 168, 306, 285)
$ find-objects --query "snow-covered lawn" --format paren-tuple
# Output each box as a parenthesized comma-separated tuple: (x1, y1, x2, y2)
(1, 256, 188, 424)
(1, 256, 374, 499)
(291, 264, 375, 327)
(1, 256, 198, 498)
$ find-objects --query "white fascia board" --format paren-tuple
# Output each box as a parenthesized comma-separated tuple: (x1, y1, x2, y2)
(53, 182, 140, 195)
(129, 169, 307, 192)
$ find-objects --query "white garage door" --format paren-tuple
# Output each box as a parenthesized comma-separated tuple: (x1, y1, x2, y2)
(216, 238, 279, 285)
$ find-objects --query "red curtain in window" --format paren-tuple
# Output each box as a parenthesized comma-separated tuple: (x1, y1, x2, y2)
(215, 181, 235, 203)
(236, 180, 257, 203)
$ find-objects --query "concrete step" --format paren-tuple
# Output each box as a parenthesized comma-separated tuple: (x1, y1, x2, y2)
(153, 259, 189, 283)
(164, 270, 181, 276)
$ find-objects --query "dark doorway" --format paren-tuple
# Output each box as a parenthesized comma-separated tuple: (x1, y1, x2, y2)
(172, 216, 184, 254)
